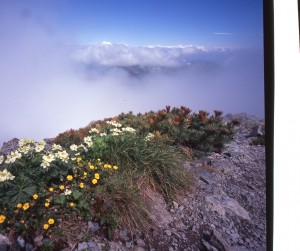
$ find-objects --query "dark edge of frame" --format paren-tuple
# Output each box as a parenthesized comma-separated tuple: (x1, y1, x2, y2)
(298, 0, 300, 50)
(263, 0, 274, 250)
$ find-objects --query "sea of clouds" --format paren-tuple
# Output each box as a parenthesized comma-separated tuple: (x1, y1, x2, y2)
(0, 6, 264, 147)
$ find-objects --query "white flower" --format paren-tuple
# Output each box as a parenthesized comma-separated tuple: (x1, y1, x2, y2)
(18, 138, 34, 147)
(0, 169, 15, 182)
(78, 144, 88, 152)
(5, 151, 22, 163)
(112, 132, 120, 136)
(43, 154, 55, 163)
(19, 145, 31, 154)
(84, 136, 93, 147)
(70, 144, 78, 151)
(37, 140, 46, 146)
(89, 128, 99, 134)
(110, 128, 122, 134)
(145, 133, 155, 141)
(41, 161, 50, 169)
(122, 127, 136, 133)
(106, 120, 122, 128)
(99, 133, 107, 137)
(52, 144, 62, 151)
(11, 150, 22, 159)
(56, 150, 69, 163)
(64, 189, 72, 195)
(5, 155, 13, 164)
(35, 144, 45, 153)
(0, 156, 4, 165)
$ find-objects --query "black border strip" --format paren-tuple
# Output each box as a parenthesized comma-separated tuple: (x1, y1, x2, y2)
(263, 0, 274, 250)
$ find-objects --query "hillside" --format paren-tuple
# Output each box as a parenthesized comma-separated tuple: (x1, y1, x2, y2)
(0, 107, 265, 251)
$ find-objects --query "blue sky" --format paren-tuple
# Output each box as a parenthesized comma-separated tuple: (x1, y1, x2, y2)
(0, 0, 264, 145)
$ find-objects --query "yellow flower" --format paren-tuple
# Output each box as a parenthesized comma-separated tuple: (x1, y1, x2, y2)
(94, 173, 100, 180)
(43, 224, 49, 230)
(79, 183, 84, 188)
(14, 209, 19, 213)
(46, 198, 51, 202)
(83, 172, 87, 176)
(17, 203, 23, 208)
(77, 157, 82, 162)
(59, 185, 65, 190)
(48, 218, 55, 225)
(67, 175, 73, 181)
(49, 187, 54, 192)
(89, 165, 95, 170)
(69, 202, 75, 207)
(23, 202, 30, 211)
(107, 164, 112, 169)
(92, 179, 97, 184)
(0, 215, 6, 224)
(45, 202, 50, 207)
(33, 194, 39, 200)
(113, 165, 118, 170)
(104, 164, 108, 169)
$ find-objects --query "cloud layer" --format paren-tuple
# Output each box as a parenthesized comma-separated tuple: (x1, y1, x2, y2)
(74, 42, 210, 67)
(0, 31, 264, 147)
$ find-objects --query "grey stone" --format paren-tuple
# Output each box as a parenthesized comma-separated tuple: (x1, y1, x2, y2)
(78, 242, 88, 251)
(164, 230, 172, 237)
(133, 247, 146, 251)
(0, 235, 9, 251)
(25, 242, 34, 251)
(88, 221, 100, 232)
(230, 233, 240, 243)
(119, 230, 129, 241)
(125, 241, 132, 248)
(136, 238, 145, 247)
(202, 240, 211, 250)
(34, 234, 43, 247)
(173, 201, 179, 209)
(17, 236, 26, 248)
(87, 241, 99, 251)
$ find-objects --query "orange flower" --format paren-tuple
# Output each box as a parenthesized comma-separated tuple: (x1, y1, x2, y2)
(23, 203, 30, 211)
(48, 218, 54, 225)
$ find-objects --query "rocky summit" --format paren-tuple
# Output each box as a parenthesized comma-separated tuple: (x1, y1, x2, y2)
(0, 114, 266, 251)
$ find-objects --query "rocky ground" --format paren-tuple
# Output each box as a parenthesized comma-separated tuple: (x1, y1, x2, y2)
(0, 114, 266, 251)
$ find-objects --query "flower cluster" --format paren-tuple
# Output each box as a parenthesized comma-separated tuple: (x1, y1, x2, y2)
(145, 133, 155, 141)
(5, 150, 22, 164)
(122, 127, 136, 133)
(84, 136, 93, 148)
(106, 120, 122, 128)
(0, 169, 15, 182)
(41, 153, 55, 168)
(35, 140, 46, 153)
(89, 128, 100, 134)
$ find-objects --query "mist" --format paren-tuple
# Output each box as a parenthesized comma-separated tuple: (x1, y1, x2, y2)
(0, 4, 264, 147)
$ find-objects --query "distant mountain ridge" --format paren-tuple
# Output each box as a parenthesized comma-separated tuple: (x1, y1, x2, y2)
(83, 59, 221, 77)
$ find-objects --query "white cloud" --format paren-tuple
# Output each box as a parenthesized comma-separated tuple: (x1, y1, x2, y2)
(73, 41, 208, 67)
